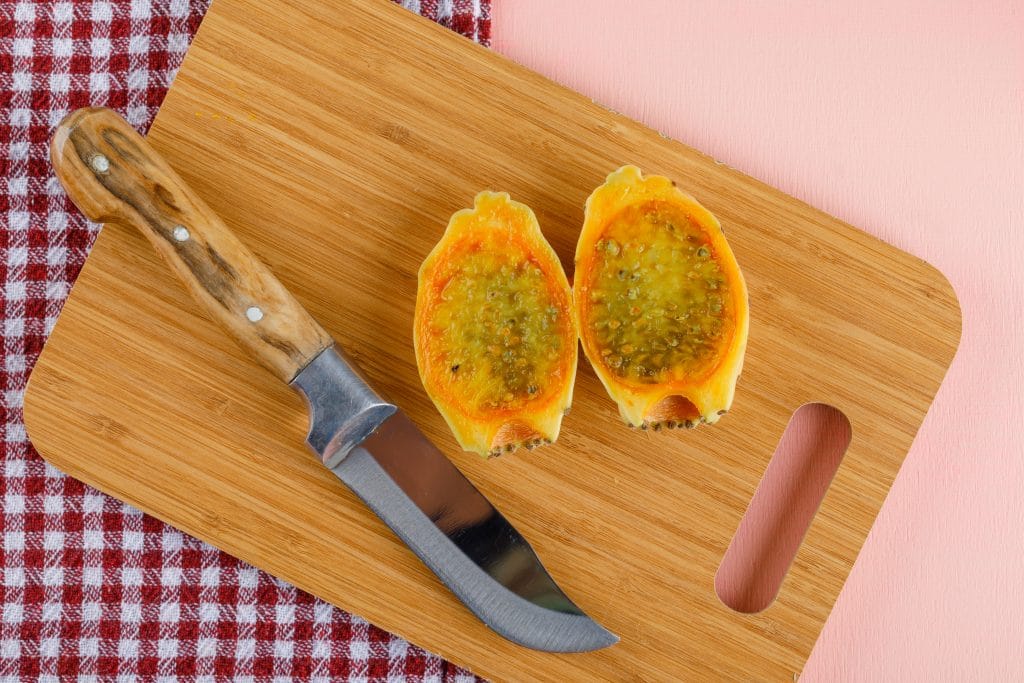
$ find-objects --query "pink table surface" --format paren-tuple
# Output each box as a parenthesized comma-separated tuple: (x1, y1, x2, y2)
(492, 1, 1023, 680)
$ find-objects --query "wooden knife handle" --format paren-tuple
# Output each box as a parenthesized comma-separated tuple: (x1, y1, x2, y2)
(50, 107, 334, 383)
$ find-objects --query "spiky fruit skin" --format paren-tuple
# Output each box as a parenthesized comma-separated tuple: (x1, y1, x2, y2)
(574, 166, 749, 429)
(415, 192, 577, 457)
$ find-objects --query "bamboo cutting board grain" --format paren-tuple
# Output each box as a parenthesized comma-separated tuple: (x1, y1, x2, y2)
(23, 0, 961, 679)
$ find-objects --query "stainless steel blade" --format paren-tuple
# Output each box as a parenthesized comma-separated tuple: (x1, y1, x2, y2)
(292, 347, 616, 652)
(335, 412, 617, 653)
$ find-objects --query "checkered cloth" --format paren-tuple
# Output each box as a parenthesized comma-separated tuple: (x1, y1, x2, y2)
(1, 0, 489, 680)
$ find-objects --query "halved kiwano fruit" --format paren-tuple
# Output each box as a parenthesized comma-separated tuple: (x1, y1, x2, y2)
(415, 192, 577, 457)
(574, 166, 749, 429)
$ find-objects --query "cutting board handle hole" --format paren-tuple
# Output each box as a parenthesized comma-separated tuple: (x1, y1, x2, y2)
(715, 403, 851, 613)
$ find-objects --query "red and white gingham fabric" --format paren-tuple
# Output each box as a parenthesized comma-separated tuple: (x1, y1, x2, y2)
(0, 0, 489, 680)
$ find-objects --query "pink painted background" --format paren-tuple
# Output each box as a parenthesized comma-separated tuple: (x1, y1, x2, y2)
(492, 1, 1023, 679)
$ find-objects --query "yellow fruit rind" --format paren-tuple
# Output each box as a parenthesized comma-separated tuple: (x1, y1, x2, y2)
(574, 165, 749, 428)
(415, 192, 577, 457)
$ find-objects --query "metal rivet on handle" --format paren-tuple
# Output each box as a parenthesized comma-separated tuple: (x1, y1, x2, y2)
(90, 155, 110, 173)
(246, 306, 264, 323)
(172, 225, 190, 242)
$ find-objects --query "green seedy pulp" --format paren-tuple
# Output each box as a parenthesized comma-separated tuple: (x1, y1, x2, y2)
(428, 246, 567, 414)
(585, 201, 733, 384)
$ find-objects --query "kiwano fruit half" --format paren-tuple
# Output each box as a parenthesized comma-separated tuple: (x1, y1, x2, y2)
(574, 166, 749, 429)
(414, 192, 577, 457)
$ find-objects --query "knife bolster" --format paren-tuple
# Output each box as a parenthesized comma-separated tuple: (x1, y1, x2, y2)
(291, 345, 397, 468)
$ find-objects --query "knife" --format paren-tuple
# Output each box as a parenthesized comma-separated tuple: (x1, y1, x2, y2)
(50, 108, 617, 653)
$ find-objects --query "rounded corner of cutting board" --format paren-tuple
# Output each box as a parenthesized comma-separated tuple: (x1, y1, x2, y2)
(898, 249, 964, 369)
(23, 346, 68, 469)
(924, 259, 964, 354)
(21, 240, 114, 475)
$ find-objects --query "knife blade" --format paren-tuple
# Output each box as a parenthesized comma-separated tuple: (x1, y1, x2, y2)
(50, 107, 616, 653)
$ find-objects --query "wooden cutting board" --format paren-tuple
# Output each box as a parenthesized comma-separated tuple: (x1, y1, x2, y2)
(23, 0, 961, 679)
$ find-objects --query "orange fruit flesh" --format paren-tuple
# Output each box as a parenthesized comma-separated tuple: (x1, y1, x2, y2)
(415, 191, 577, 457)
(421, 235, 574, 421)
